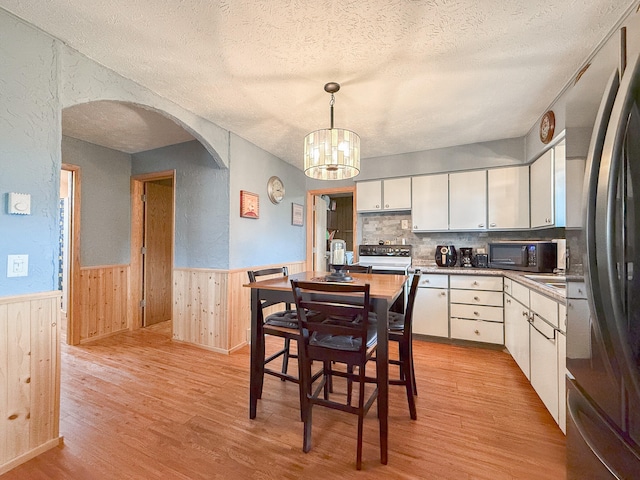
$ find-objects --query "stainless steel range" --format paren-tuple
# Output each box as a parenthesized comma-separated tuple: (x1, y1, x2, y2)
(357, 244, 413, 273)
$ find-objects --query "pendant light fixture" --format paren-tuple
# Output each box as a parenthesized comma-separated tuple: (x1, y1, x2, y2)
(303, 82, 360, 180)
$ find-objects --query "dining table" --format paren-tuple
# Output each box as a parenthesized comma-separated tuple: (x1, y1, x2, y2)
(244, 270, 408, 465)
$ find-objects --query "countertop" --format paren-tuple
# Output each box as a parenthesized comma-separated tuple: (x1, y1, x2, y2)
(410, 263, 571, 302)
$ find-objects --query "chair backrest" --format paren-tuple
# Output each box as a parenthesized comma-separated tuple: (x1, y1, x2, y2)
(343, 265, 372, 274)
(401, 273, 421, 337)
(247, 267, 291, 312)
(291, 280, 372, 357)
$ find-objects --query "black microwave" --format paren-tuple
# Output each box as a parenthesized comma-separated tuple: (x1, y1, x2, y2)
(488, 241, 557, 272)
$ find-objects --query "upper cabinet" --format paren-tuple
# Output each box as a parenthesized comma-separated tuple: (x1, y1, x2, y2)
(356, 177, 411, 212)
(449, 170, 487, 230)
(488, 165, 529, 229)
(412, 174, 448, 231)
(530, 149, 555, 228)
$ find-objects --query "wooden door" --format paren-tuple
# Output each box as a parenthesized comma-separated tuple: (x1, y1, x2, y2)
(143, 180, 173, 326)
(313, 195, 327, 272)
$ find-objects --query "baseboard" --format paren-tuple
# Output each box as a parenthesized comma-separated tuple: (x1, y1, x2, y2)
(0, 437, 62, 475)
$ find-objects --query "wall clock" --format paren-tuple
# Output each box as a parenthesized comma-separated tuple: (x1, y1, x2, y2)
(539, 110, 555, 144)
(267, 176, 285, 204)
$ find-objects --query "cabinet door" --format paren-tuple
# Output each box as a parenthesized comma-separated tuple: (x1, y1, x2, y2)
(411, 174, 448, 231)
(565, 158, 586, 228)
(383, 177, 411, 210)
(488, 166, 529, 229)
(356, 180, 382, 212)
(504, 294, 530, 380)
(449, 170, 487, 230)
(530, 149, 554, 228)
(413, 287, 448, 337)
(530, 315, 559, 422)
(557, 331, 567, 434)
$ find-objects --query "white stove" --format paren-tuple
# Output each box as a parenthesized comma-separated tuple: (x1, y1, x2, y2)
(357, 245, 412, 273)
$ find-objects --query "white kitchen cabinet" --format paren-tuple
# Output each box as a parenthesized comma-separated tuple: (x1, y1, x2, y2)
(412, 174, 449, 231)
(530, 149, 555, 228)
(357, 177, 411, 212)
(504, 293, 531, 380)
(565, 158, 586, 228)
(530, 313, 559, 423)
(413, 274, 449, 337)
(449, 274, 503, 344)
(557, 330, 567, 434)
(488, 166, 530, 229)
(449, 170, 487, 230)
(383, 177, 412, 210)
(356, 180, 381, 211)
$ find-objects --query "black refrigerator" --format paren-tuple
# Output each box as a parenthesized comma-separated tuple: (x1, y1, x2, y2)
(566, 28, 640, 478)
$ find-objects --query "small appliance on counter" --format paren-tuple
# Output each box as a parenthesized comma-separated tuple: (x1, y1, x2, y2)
(459, 247, 473, 268)
(435, 245, 457, 267)
(488, 241, 557, 272)
(473, 253, 489, 268)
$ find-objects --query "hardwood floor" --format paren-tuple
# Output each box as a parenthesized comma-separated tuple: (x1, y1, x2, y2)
(1, 322, 566, 479)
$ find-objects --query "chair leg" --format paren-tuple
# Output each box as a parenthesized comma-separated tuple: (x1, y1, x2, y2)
(356, 367, 366, 470)
(281, 337, 291, 380)
(409, 341, 418, 396)
(300, 351, 313, 452)
(401, 342, 417, 420)
(347, 364, 353, 406)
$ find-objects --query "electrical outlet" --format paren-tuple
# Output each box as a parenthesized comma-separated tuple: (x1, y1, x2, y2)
(401, 219, 409, 229)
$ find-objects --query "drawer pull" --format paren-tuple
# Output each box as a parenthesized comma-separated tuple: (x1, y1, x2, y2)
(474, 329, 480, 335)
(474, 296, 480, 301)
(473, 311, 479, 316)
(506, 298, 511, 304)
(473, 281, 479, 286)
(440, 291, 446, 296)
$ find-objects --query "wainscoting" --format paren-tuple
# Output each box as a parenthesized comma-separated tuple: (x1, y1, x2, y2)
(0, 291, 61, 475)
(173, 261, 306, 354)
(78, 265, 130, 343)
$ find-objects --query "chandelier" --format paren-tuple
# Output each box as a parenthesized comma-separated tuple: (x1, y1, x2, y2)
(303, 82, 360, 180)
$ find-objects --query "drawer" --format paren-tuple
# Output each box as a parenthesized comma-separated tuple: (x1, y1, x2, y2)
(530, 290, 559, 328)
(567, 281, 587, 299)
(511, 280, 530, 307)
(450, 289, 503, 307)
(417, 274, 448, 289)
(450, 318, 504, 344)
(503, 278, 512, 295)
(450, 303, 503, 323)
(558, 302, 567, 333)
(450, 275, 503, 292)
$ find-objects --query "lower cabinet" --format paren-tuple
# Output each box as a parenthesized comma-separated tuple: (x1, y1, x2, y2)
(504, 290, 531, 380)
(449, 274, 504, 344)
(413, 274, 449, 337)
(530, 314, 559, 423)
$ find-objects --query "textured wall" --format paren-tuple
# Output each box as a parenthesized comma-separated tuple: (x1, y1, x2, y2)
(132, 141, 230, 269)
(229, 133, 307, 269)
(0, 13, 60, 296)
(62, 136, 132, 266)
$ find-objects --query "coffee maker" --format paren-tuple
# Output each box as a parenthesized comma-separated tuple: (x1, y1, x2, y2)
(435, 245, 457, 267)
(460, 247, 473, 268)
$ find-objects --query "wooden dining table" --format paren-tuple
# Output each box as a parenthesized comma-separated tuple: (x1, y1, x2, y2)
(244, 270, 408, 465)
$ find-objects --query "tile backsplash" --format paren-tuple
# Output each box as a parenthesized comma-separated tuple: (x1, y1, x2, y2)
(359, 212, 564, 266)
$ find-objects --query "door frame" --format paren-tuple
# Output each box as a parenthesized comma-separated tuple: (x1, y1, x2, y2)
(61, 163, 82, 345)
(130, 170, 176, 329)
(305, 185, 357, 271)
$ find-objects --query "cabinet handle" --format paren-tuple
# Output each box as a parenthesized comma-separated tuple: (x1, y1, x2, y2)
(414, 225, 418, 229)
(506, 298, 511, 304)
(578, 289, 583, 295)
(473, 311, 480, 316)
(522, 311, 529, 317)
(478, 223, 485, 228)
(376, 204, 380, 209)
(440, 291, 446, 296)
(474, 296, 480, 301)
(473, 281, 479, 286)
(474, 329, 480, 335)
(385, 204, 389, 208)
(490, 223, 496, 227)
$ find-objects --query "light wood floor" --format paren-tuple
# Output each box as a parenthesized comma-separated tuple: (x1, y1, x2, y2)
(1, 322, 566, 479)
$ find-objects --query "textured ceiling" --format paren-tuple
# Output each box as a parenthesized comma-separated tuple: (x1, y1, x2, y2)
(1, 0, 637, 166)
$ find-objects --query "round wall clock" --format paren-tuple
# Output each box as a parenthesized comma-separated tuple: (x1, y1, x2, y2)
(539, 110, 555, 144)
(267, 176, 285, 204)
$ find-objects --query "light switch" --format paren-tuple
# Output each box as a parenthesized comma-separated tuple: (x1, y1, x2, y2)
(401, 219, 409, 229)
(7, 254, 28, 277)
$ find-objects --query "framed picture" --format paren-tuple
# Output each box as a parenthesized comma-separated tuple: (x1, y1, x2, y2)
(240, 190, 259, 219)
(292, 203, 304, 226)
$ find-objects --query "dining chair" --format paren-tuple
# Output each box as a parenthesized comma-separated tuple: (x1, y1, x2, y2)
(291, 280, 378, 470)
(342, 264, 373, 273)
(247, 267, 300, 384)
(387, 273, 421, 420)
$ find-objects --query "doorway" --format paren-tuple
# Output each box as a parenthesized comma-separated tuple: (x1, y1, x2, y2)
(131, 170, 175, 329)
(306, 186, 357, 271)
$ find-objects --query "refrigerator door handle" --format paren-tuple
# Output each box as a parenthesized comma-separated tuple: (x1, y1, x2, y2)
(568, 381, 640, 479)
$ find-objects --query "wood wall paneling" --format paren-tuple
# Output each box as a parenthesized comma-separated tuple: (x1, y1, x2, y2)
(78, 265, 129, 343)
(0, 292, 61, 474)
